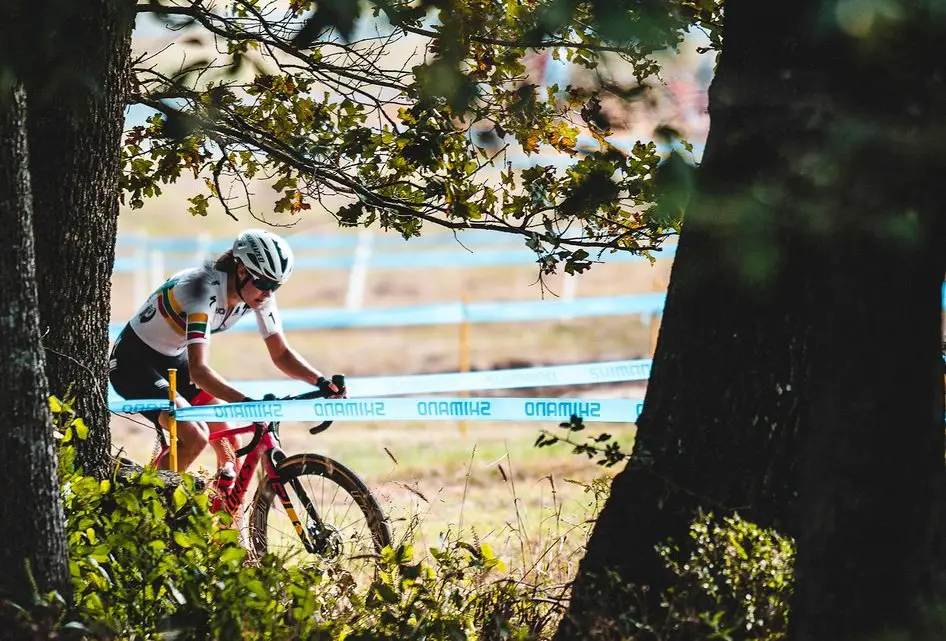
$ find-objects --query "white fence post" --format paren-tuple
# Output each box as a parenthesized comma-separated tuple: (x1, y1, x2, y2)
(345, 229, 374, 310)
(149, 249, 165, 291)
(561, 273, 578, 320)
(132, 231, 148, 303)
(195, 232, 212, 264)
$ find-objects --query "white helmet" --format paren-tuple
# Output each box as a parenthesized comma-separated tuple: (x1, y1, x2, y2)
(232, 229, 295, 284)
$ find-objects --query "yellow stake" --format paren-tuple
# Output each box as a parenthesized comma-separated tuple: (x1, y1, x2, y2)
(168, 368, 178, 472)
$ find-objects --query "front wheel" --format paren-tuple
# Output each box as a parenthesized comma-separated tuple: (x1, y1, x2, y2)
(248, 453, 392, 583)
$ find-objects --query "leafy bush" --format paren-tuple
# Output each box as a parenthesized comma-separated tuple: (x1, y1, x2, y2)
(60, 457, 563, 639)
(5, 399, 798, 640)
(573, 511, 795, 641)
(657, 512, 795, 640)
(55, 443, 557, 639)
(60, 446, 345, 639)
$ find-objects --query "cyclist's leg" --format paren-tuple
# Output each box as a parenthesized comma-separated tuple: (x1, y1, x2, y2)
(117, 346, 211, 471)
(110, 327, 202, 466)
(156, 365, 227, 472)
(154, 397, 209, 471)
(189, 391, 244, 473)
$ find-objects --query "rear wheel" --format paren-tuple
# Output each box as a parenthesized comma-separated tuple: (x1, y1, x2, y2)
(248, 453, 391, 583)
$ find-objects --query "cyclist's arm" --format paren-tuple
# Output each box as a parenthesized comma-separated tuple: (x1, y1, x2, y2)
(264, 332, 325, 386)
(186, 342, 248, 403)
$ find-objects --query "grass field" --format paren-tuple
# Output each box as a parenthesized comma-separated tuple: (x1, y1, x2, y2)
(109, 186, 664, 576)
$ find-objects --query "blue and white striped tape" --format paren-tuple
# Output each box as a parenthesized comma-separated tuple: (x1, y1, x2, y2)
(111, 399, 169, 414)
(171, 397, 643, 423)
(108, 397, 641, 423)
(239, 358, 651, 398)
(107, 358, 652, 405)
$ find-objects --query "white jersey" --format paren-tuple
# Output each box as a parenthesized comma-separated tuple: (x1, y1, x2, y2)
(128, 262, 282, 356)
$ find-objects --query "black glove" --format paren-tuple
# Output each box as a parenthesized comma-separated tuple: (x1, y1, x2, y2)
(316, 374, 346, 398)
(331, 374, 347, 398)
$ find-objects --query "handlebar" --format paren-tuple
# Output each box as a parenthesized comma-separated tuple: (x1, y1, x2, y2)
(233, 374, 346, 456)
(235, 421, 265, 458)
(303, 374, 346, 435)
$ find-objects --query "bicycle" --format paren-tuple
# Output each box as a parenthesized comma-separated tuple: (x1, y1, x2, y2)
(150, 377, 393, 582)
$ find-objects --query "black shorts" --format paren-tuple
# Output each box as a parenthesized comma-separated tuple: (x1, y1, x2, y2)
(109, 325, 207, 428)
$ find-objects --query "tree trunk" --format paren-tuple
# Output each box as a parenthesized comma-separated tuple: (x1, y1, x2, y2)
(556, 1, 946, 639)
(790, 220, 944, 640)
(26, 0, 136, 478)
(0, 80, 70, 606)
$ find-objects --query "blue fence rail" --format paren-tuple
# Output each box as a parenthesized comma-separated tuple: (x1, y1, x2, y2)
(115, 245, 674, 273)
(114, 235, 675, 273)
(116, 229, 516, 252)
(108, 292, 665, 338)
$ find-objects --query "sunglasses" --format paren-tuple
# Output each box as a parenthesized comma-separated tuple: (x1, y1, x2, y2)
(252, 277, 281, 292)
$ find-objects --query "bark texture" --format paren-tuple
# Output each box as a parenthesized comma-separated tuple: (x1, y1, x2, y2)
(556, 1, 946, 639)
(0, 82, 70, 606)
(26, 0, 136, 478)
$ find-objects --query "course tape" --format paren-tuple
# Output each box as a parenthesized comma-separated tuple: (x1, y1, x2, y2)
(241, 358, 651, 398)
(108, 397, 643, 423)
(110, 399, 169, 414)
(107, 293, 665, 338)
(106, 358, 653, 405)
(174, 397, 643, 423)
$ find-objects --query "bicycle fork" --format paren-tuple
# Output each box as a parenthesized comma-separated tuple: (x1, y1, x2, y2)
(266, 452, 340, 557)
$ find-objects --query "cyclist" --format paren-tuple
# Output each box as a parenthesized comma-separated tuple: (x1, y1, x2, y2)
(109, 228, 343, 473)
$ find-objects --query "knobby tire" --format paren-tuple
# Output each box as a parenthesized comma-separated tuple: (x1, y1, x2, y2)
(248, 453, 392, 581)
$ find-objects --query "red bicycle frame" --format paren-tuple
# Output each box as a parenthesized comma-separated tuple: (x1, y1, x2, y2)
(154, 420, 315, 545)
(150, 382, 346, 553)
(154, 422, 272, 509)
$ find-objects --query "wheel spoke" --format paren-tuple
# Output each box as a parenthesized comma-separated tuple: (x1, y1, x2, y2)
(249, 454, 391, 587)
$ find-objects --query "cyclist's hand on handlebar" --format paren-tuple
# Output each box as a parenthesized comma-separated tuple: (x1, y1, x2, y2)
(307, 375, 345, 435)
(316, 374, 347, 399)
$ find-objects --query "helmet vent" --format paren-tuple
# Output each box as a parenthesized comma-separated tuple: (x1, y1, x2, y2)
(263, 250, 276, 273)
(275, 245, 289, 271)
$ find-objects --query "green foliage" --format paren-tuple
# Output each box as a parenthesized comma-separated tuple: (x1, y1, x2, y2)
(124, 0, 721, 265)
(0, 581, 90, 640)
(537, 417, 795, 638)
(656, 513, 795, 640)
(11, 423, 798, 641)
(49, 395, 90, 446)
(42, 441, 562, 638)
(535, 415, 631, 467)
(570, 513, 795, 641)
(61, 451, 332, 638)
(32, 402, 795, 639)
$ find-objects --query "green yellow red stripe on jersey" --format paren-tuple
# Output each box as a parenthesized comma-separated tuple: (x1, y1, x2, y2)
(156, 284, 186, 335)
(186, 313, 209, 341)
